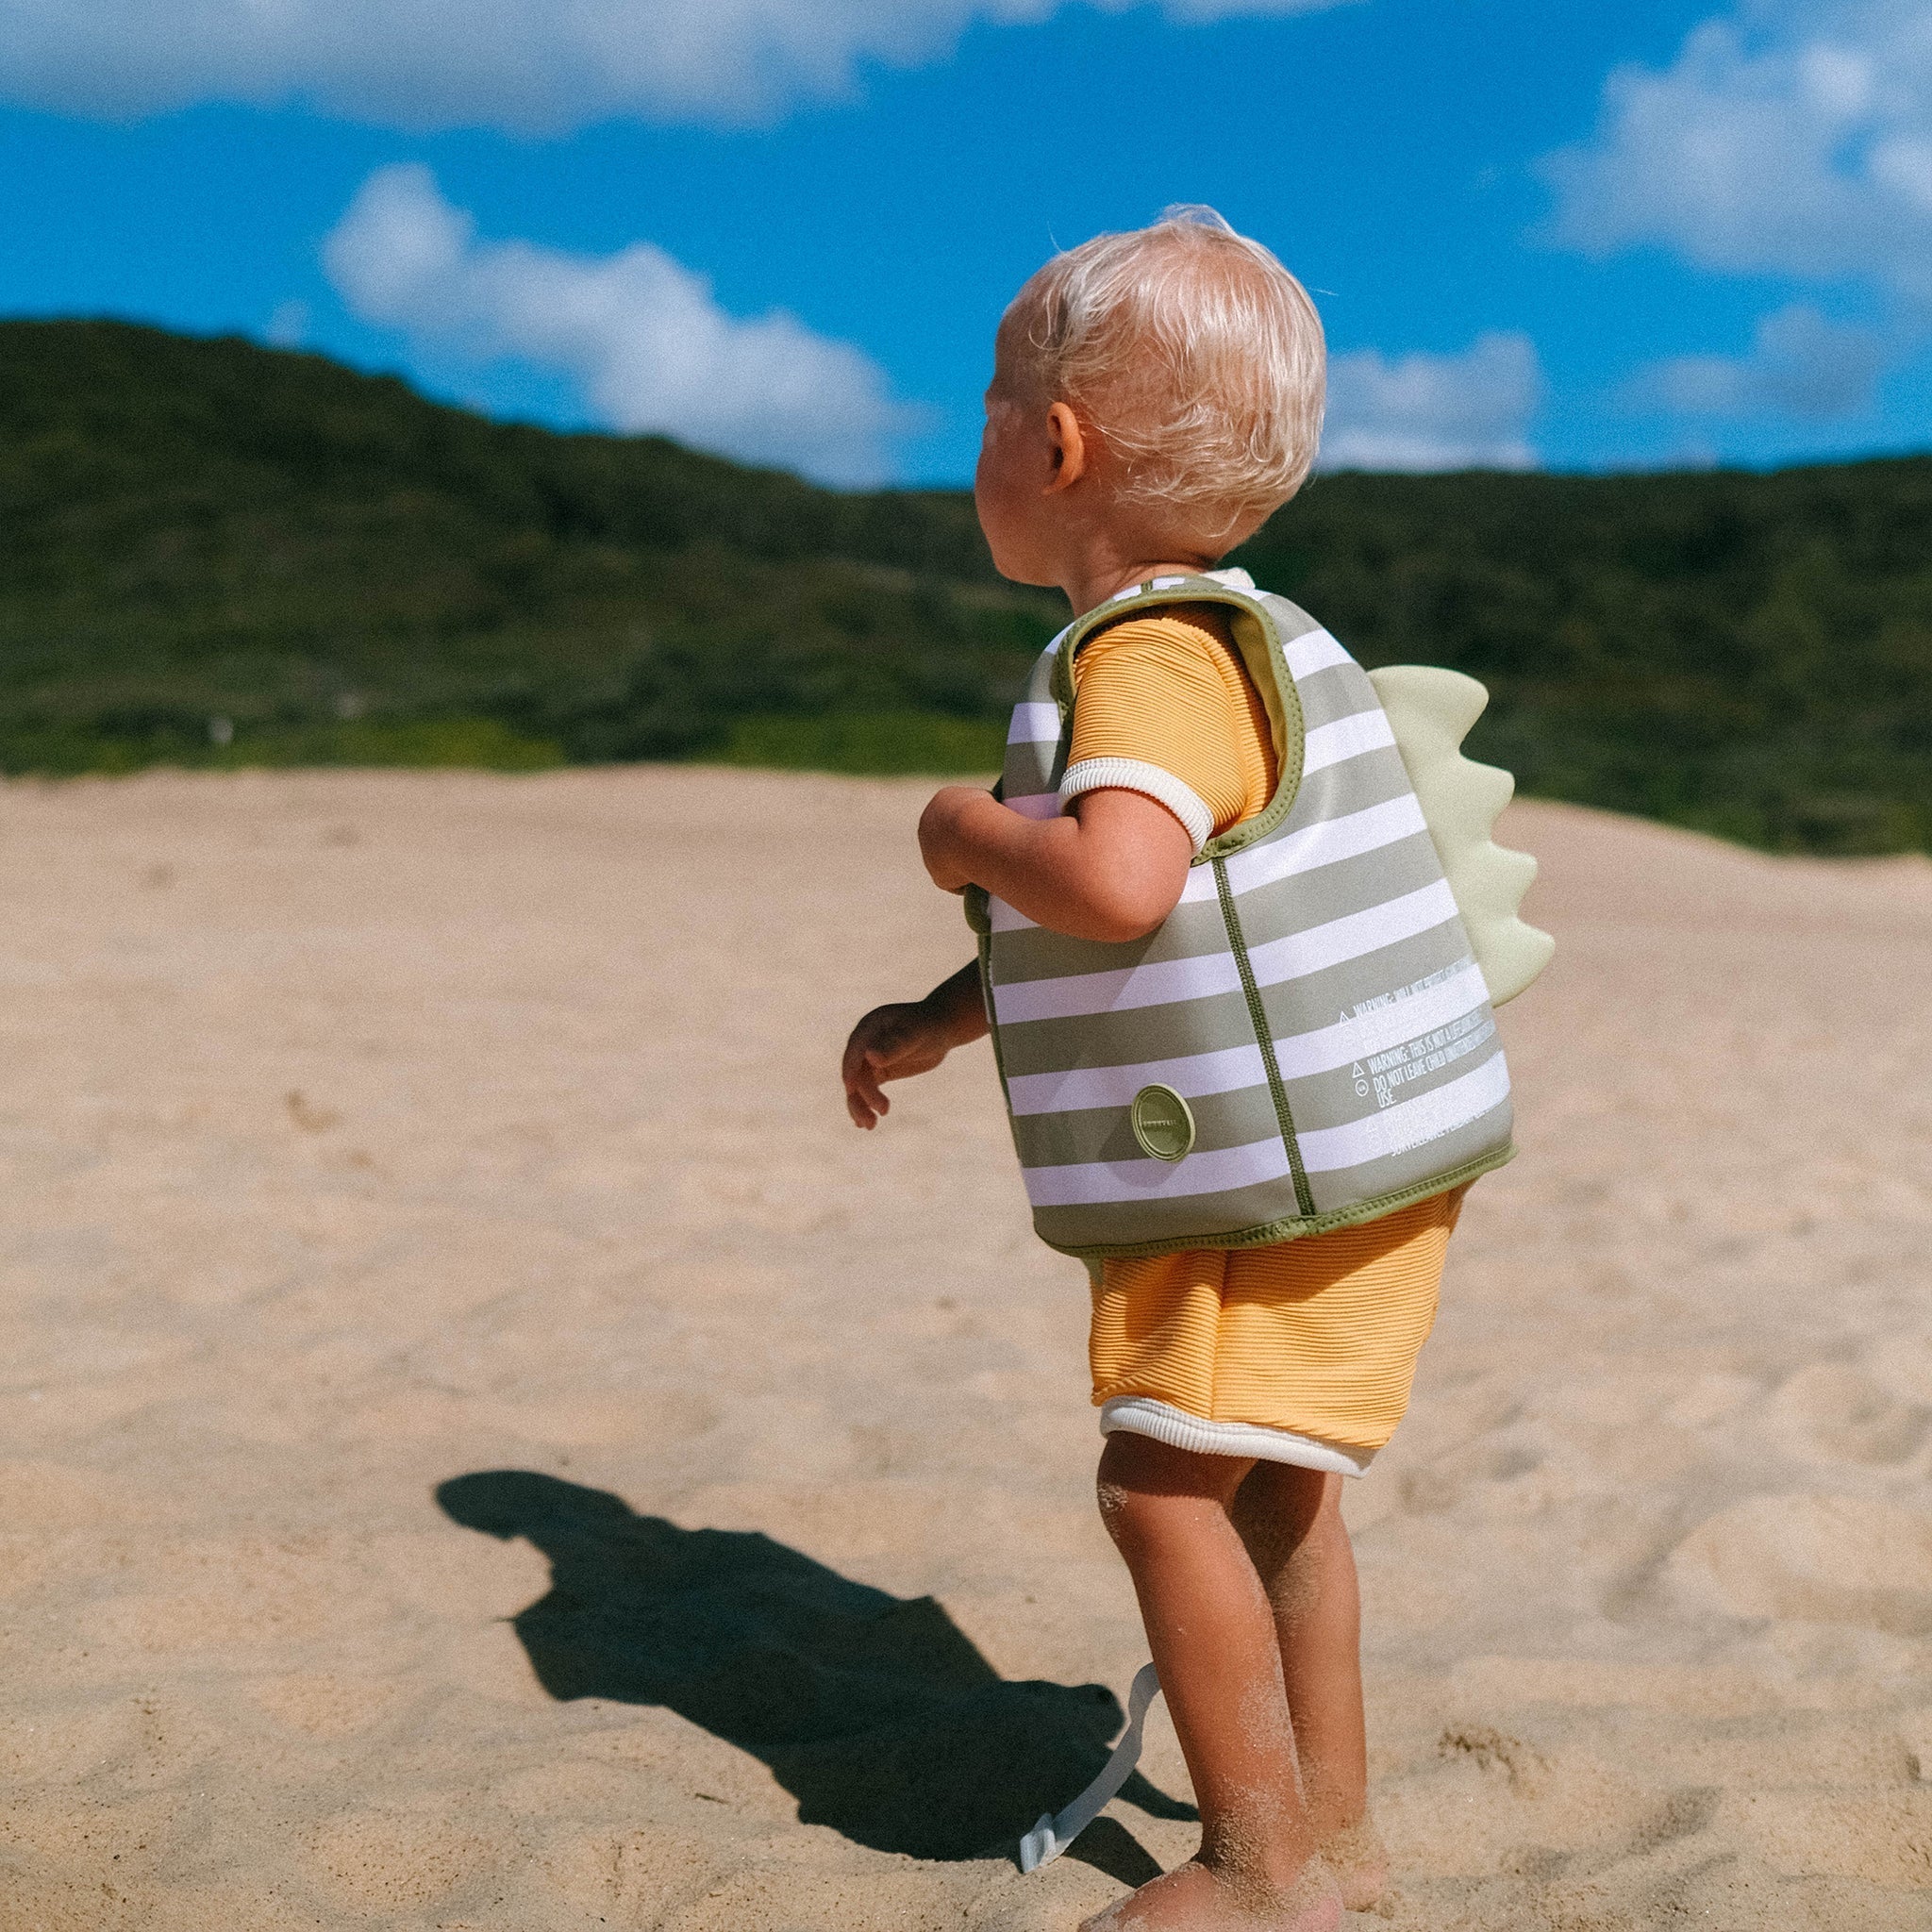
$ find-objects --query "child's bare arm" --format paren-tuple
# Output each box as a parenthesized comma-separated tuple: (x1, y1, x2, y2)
(844, 784, 1190, 1129)
(841, 960, 988, 1129)
(917, 784, 1193, 942)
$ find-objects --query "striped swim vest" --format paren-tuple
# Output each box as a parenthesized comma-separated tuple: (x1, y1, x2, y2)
(964, 569, 1544, 1260)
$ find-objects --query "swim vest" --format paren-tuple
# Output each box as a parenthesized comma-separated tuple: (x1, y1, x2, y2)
(963, 569, 1550, 1261)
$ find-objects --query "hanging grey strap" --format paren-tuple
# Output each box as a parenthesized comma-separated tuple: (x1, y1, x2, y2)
(1018, 1662, 1162, 1873)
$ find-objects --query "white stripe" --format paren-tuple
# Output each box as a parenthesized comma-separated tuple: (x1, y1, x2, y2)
(1059, 758, 1213, 853)
(992, 877, 1457, 1026)
(1177, 794, 1428, 904)
(1004, 791, 1062, 822)
(1282, 627, 1353, 679)
(1274, 960, 1490, 1079)
(995, 947, 1241, 1025)
(1302, 708, 1395, 774)
(1100, 1398, 1374, 1476)
(1000, 960, 1490, 1116)
(1297, 1049, 1510, 1173)
(1000, 792, 1425, 931)
(1006, 1041, 1265, 1117)
(1022, 1134, 1291, 1208)
(1008, 702, 1061, 745)
(1245, 880, 1458, 988)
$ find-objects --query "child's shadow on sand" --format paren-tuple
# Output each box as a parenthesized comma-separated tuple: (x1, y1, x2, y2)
(437, 1470, 1191, 1881)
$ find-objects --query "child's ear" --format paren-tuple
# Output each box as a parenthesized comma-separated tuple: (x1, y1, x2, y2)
(1044, 402, 1088, 493)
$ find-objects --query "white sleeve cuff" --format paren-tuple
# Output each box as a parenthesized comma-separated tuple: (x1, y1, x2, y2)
(1058, 758, 1214, 855)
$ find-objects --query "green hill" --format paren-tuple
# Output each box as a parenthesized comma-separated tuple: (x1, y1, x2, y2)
(3, 317, 1928, 855)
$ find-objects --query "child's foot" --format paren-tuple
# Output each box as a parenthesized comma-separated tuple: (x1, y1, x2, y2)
(1078, 1855, 1342, 1931)
(1318, 1814, 1388, 1911)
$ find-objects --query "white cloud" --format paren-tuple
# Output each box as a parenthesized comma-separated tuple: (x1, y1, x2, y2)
(1318, 332, 1542, 472)
(323, 165, 909, 485)
(1544, 0, 1932, 303)
(0, 0, 1354, 131)
(1628, 302, 1889, 417)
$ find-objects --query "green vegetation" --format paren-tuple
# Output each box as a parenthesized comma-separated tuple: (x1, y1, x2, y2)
(1237, 463, 1932, 856)
(3, 317, 1928, 854)
(0, 318, 1052, 782)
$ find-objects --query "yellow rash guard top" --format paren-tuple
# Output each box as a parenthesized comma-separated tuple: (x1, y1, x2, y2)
(1067, 603, 1462, 1468)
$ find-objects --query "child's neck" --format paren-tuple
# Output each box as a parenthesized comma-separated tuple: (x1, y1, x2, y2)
(1061, 551, 1217, 619)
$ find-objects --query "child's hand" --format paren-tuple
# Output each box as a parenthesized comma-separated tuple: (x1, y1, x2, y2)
(841, 961, 990, 1129)
(841, 1004, 955, 1127)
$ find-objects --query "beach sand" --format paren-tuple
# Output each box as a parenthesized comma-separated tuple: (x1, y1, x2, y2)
(4, 765, 1931, 1930)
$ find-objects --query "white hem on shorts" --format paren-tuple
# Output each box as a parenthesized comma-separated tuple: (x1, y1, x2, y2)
(1099, 1396, 1376, 1477)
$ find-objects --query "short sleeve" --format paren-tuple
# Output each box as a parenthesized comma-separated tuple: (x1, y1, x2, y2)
(1062, 607, 1271, 853)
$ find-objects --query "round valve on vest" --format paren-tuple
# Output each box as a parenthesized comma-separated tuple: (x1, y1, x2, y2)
(1130, 1085, 1196, 1163)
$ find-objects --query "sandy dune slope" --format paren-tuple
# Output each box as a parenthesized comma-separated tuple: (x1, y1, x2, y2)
(3, 766, 1931, 1930)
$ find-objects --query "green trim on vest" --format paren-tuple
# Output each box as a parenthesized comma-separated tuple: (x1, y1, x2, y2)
(1046, 583, 1308, 864)
(1056, 1142, 1519, 1262)
(1215, 853, 1317, 1220)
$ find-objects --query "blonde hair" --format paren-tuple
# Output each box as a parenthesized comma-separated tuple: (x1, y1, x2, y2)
(1009, 206, 1325, 546)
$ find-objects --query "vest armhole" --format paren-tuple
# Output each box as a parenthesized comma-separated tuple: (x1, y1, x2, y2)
(1048, 580, 1310, 868)
(1197, 595, 1306, 863)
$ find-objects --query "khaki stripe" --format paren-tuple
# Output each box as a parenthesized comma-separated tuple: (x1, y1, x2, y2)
(1218, 831, 1448, 947)
(1010, 1082, 1284, 1173)
(1032, 1167, 1314, 1251)
(993, 879, 1457, 1025)
(1009, 1017, 1501, 1176)
(1284, 747, 1417, 829)
(989, 898, 1233, 989)
(1278, 961, 1491, 1082)
(1242, 881, 1458, 992)
(1176, 764, 1424, 905)
(1003, 959, 1490, 1117)
(1007, 1040, 1265, 1117)
(1302, 708, 1394, 774)
(1290, 660, 1387, 730)
(1281, 628, 1352, 678)
(1252, 926, 1484, 1041)
(997, 783, 1426, 941)
(995, 981, 1269, 1080)
(1025, 1134, 1294, 1209)
(1298, 1050, 1510, 1171)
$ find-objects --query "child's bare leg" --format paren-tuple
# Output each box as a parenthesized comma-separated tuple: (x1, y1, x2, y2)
(1229, 1464, 1385, 1910)
(1087, 1431, 1341, 1932)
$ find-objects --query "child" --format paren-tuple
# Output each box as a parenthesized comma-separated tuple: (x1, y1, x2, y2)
(841, 208, 1512, 1932)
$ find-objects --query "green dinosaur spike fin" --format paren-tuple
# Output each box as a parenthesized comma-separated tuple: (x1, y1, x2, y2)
(1367, 665, 1554, 1007)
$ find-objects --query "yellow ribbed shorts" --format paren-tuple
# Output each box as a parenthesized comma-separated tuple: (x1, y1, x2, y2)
(1090, 1185, 1467, 1461)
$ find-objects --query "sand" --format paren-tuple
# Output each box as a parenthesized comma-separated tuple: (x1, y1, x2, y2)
(4, 764, 1932, 1931)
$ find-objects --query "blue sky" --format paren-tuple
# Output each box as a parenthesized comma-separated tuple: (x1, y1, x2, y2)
(2, 0, 1928, 486)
